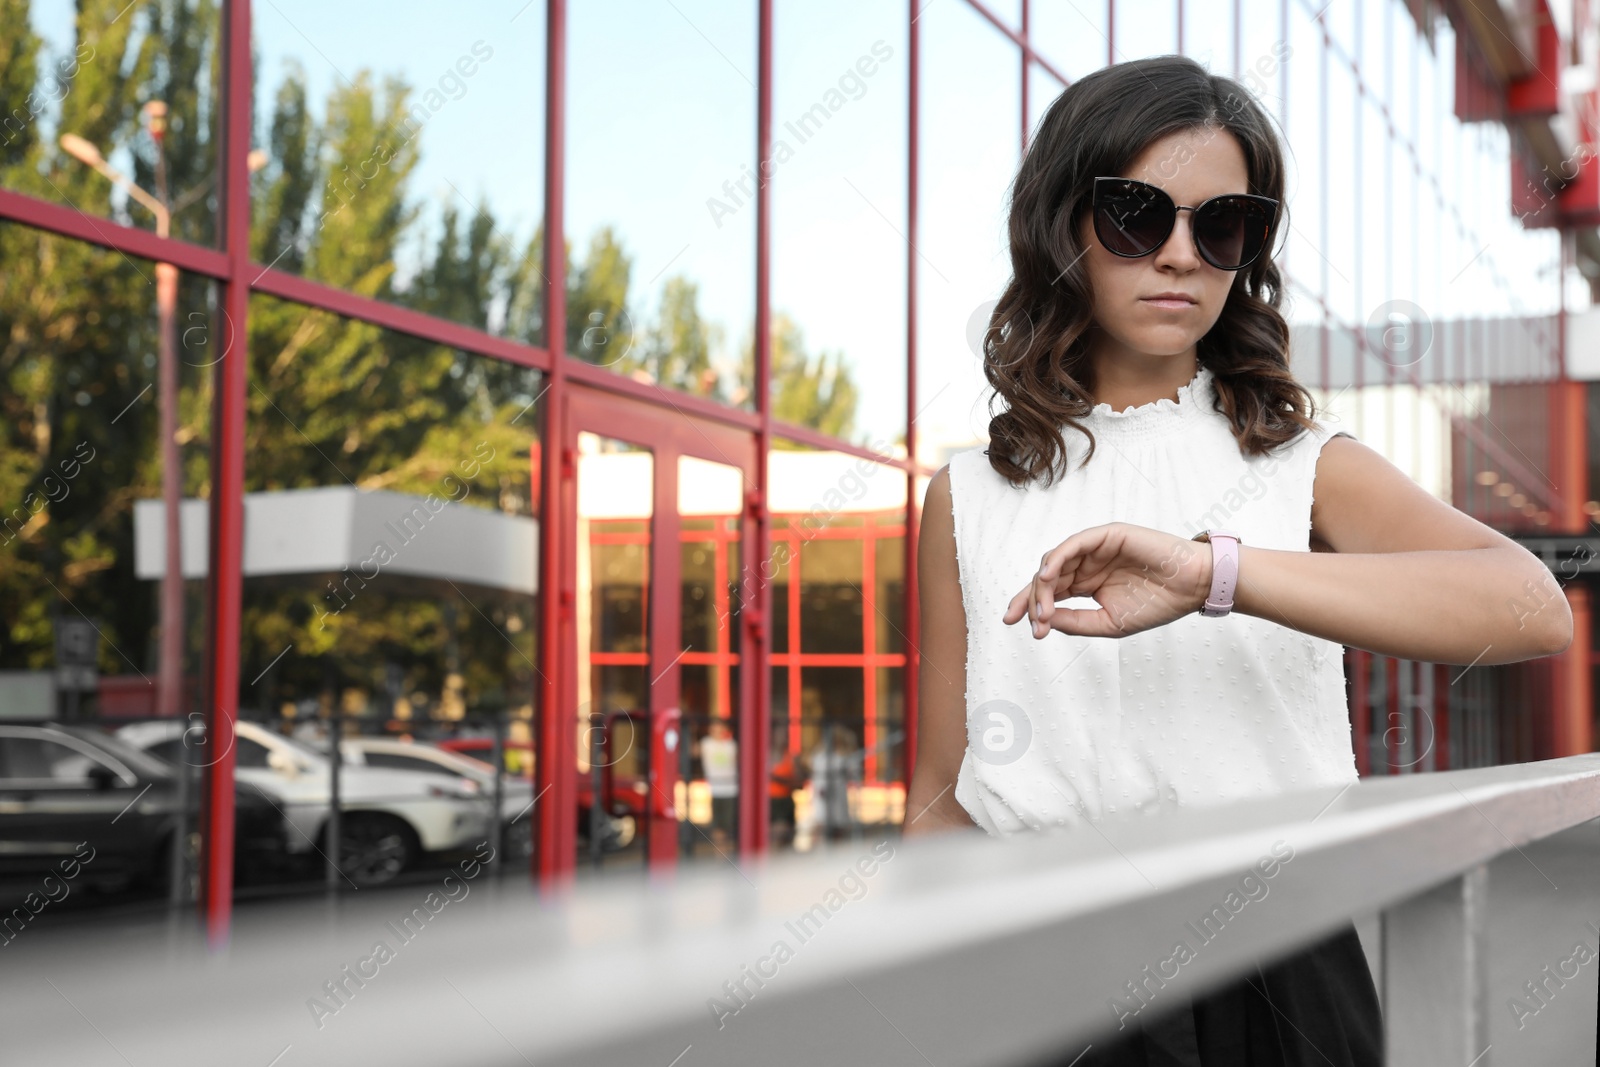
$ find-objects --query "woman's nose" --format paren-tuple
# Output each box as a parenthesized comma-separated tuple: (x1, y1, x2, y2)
(1153, 209, 1202, 268)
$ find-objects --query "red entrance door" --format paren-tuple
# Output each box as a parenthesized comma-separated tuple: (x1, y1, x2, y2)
(543, 385, 760, 881)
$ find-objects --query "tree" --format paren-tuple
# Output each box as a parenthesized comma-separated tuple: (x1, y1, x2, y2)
(766, 313, 860, 446)
(250, 63, 318, 274)
(0, 0, 219, 683)
(0, 5, 863, 725)
(638, 275, 724, 402)
(566, 225, 633, 368)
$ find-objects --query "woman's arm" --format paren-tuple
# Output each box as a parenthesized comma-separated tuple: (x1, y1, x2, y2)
(1006, 437, 1573, 667)
(903, 466, 980, 838)
(1231, 435, 1572, 665)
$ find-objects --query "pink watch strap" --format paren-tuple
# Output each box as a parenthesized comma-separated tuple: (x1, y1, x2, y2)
(1200, 530, 1240, 617)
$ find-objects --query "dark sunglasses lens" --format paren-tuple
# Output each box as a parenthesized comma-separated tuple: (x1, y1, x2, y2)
(1194, 197, 1272, 269)
(1094, 185, 1173, 257)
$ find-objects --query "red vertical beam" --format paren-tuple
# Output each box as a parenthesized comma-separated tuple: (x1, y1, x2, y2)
(1020, 0, 1030, 153)
(1433, 662, 1450, 771)
(740, 452, 764, 853)
(742, 0, 774, 859)
(536, 0, 574, 892)
(1565, 585, 1594, 755)
(1385, 656, 1400, 772)
(203, 0, 252, 946)
(792, 537, 804, 754)
(1107, 0, 1115, 65)
(1351, 649, 1370, 777)
(1546, 379, 1581, 531)
(712, 520, 729, 726)
(902, 0, 922, 787)
(862, 517, 878, 784)
(1550, 226, 1590, 758)
(648, 447, 681, 873)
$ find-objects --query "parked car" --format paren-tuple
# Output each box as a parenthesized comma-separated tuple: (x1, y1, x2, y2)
(339, 738, 538, 862)
(0, 723, 285, 897)
(437, 737, 637, 852)
(116, 720, 494, 888)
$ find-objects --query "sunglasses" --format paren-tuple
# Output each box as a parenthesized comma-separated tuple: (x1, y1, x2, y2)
(1091, 177, 1279, 271)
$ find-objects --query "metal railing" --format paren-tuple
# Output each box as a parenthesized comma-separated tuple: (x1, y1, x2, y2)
(8, 754, 1599, 1066)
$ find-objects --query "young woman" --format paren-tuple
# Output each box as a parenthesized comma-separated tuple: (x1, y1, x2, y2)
(903, 55, 1571, 1066)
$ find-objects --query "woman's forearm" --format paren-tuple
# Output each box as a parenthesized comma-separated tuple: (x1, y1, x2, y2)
(902, 779, 978, 837)
(1231, 544, 1572, 665)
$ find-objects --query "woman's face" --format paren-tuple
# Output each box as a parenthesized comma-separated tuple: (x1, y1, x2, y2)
(1076, 126, 1254, 366)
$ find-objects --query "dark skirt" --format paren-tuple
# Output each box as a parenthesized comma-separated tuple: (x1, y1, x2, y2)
(1048, 923, 1384, 1067)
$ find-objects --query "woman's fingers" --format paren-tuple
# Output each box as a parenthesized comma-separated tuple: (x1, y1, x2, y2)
(1035, 525, 1115, 624)
(1012, 523, 1198, 639)
(999, 525, 1118, 635)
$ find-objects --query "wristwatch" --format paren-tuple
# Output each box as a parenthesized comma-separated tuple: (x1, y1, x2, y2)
(1192, 529, 1241, 617)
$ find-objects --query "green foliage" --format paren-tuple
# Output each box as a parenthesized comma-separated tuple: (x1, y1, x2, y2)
(0, 0, 858, 720)
(0, 0, 43, 169)
(767, 313, 860, 447)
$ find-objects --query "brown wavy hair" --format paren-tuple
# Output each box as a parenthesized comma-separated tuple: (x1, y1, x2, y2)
(983, 55, 1320, 488)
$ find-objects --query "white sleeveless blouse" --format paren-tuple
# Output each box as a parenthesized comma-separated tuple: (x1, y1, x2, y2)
(947, 364, 1359, 836)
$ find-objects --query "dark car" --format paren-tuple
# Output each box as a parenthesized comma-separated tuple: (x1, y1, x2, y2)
(0, 724, 285, 899)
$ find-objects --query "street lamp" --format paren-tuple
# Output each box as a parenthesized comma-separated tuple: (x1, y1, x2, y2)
(60, 121, 185, 731)
(60, 115, 266, 906)
(59, 115, 267, 727)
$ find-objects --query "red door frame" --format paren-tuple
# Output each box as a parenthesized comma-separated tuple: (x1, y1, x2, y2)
(536, 383, 760, 882)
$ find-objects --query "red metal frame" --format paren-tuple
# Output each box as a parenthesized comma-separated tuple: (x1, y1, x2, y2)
(2, 0, 1589, 939)
(1385, 656, 1402, 772)
(251, 267, 550, 371)
(750, 0, 775, 860)
(766, 513, 910, 784)
(200, 0, 253, 946)
(1107, 0, 1115, 67)
(562, 384, 757, 875)
(1352, 649, 1371, 777)
(903, 0, 922, 789)
(0, 188, 229, 276)
(964, 0, 1071, 84)
(536, 0, 571, 893)
(1434, 662, 1451, 771)
(1020, 0, 1030, 153)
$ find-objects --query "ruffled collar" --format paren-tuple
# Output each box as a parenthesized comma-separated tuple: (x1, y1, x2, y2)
(1079, 364, 1215, 440)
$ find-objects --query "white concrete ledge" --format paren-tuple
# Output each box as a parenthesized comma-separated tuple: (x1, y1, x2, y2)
(8, 754, 1600, 1067)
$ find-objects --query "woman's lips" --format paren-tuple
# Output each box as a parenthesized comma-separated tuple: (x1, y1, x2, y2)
(1141, 297, 1197, 309)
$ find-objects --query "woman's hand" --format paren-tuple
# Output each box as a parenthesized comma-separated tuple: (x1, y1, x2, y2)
(1002, 522, 1213, 639)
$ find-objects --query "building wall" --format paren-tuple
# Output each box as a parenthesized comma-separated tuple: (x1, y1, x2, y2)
(0, 1, 1595, 903)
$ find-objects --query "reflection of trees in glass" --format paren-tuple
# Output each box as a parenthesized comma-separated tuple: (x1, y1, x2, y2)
(1, 0, 221, 679)
(1, 3, 863, 717)
(559, 226, 860, 434)
(766, 313, 859, 446)
(561, 224, 726, 401)
(244, 289, 542, 720)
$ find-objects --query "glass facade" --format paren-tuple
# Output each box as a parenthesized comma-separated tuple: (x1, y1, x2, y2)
(1, 0, 1597, 931)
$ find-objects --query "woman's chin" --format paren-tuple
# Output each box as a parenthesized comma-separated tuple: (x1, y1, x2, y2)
(1123, 331, 1200, 358)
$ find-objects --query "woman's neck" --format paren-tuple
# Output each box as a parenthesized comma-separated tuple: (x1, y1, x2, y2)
(1085, 347, 1200, 414)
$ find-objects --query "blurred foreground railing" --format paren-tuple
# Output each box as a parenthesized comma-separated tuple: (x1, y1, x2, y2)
(7, 755, 1600, 1067)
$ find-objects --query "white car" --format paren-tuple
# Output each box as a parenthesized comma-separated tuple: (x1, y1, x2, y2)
(116, 720, 495, 887)
(340, 738, 536, 862)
